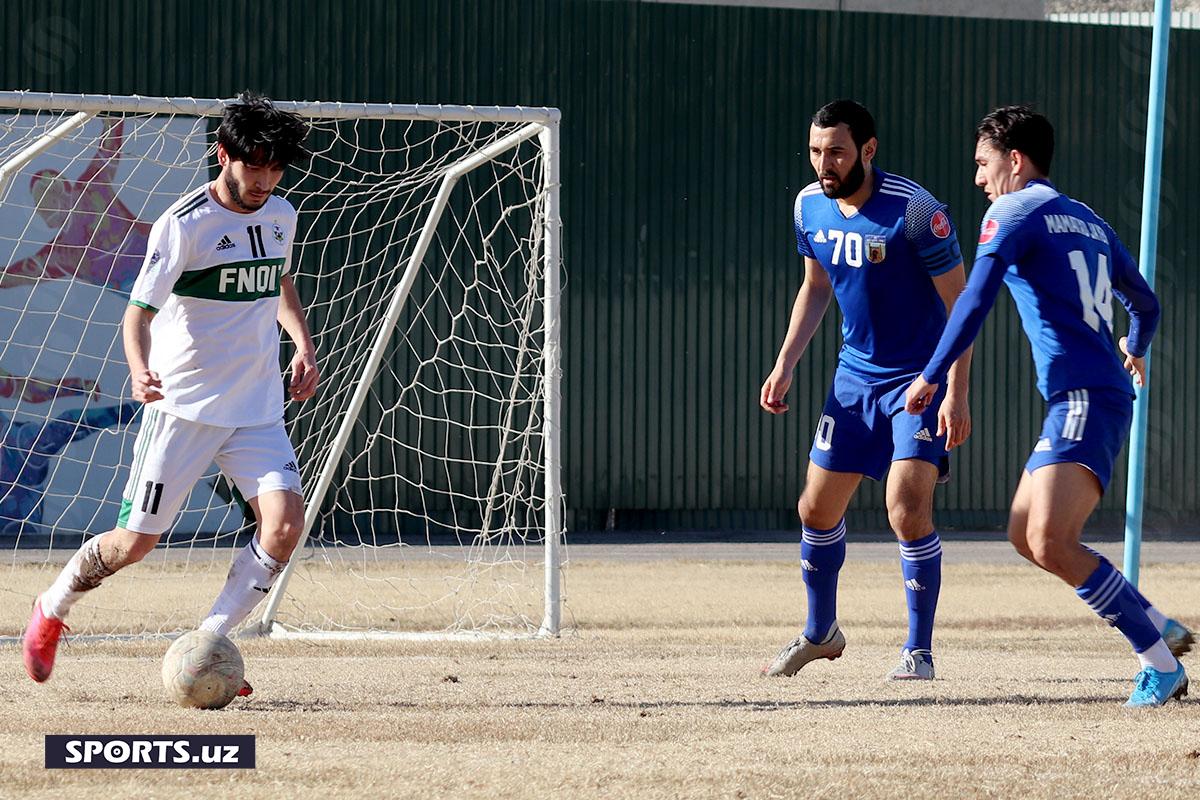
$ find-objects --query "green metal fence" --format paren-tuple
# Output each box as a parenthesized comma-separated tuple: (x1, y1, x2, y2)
(3, 0, 1196, 532)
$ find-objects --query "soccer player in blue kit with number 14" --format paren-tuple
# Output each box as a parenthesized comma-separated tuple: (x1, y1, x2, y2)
(906, 105, 1193, 707)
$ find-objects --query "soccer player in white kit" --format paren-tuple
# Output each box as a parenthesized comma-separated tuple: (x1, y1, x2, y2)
(23, 92, 318, 696)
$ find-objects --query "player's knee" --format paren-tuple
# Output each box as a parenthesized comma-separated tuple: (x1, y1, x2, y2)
(127, 536, 158, 562)
(1026, 531, 1070, 576)
(1009, 534, 1035, 564)
(796, 495, 811, 522)
(260, 515, 304, 555)
(1007, 521, 1034, 562)
(796, 493, 839, 531)
(107, 528, 159, 566)
(886, 504, 931, 540)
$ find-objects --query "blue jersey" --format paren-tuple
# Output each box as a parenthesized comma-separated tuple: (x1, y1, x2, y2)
(794, 168, 963, 378)
(922, 180, 1160, 399)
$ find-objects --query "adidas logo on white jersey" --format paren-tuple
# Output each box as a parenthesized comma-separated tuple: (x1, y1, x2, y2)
(1034, 437, 1052, 452)
(216, 235, 236, 251)
(813, 230, 827, 244)
(913, 428, 933, 442)
(904, 578, 925, 592)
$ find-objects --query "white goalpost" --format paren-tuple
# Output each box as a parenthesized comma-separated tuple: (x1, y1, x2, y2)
(0, 91, 564, 640)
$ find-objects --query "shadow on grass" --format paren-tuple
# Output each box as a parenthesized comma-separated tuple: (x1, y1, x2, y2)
(500, 694, 1135, 710)
(227, 695, 1136, 714)
(235, 698, 421, 713)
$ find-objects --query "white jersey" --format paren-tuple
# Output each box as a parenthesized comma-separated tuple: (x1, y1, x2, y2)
(129, 185, 298, 427)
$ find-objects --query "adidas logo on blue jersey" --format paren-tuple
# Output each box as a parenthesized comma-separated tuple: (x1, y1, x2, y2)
(812, 230, 827, 244)
(904, 578, 925, 592)
(216, 235, 236, 252)
(800, 559, 817, 572)
(913, 428, 933, 442)
(1034, 437, 1052, 452)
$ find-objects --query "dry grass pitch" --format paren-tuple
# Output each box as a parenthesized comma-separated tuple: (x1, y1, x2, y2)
(3, 541, 1200, 799)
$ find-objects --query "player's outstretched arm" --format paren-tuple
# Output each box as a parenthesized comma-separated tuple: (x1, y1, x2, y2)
(1118, 337, 1148, 388)
(760, 257, 833, 415)
(0, 253, 47, 289)
(1107, 231, 1161, 388)
(28, 402, 141, 457)
(930, 263, 974, 450)
(278, 274, 318, 402)
(123, 304, 163, 404)
(0, 369, 97, 404)
(906, 253, 1007, 415)
(125, 211, 185, 406)
(78, 119, 124, 185)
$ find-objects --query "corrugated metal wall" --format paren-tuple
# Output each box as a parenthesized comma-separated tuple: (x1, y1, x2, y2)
(3, 1, 1196, 532)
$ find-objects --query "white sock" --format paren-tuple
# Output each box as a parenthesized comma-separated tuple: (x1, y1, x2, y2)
(1142, 604, 1169, 633)
(199, 538, 287, 636)
(40, 536, 115, 620)
(1137, 639, 1178, 673)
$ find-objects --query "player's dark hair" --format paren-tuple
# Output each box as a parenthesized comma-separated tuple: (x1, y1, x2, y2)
(976, 105, 1054, 176)
(812, 100, 877, 148)
(217, 90, 311, 169)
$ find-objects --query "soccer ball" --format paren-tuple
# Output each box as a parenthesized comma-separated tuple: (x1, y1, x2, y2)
(161, 630, 245, 709)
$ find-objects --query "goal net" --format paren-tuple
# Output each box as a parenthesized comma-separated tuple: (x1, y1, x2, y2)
(0, 92, 564, 640)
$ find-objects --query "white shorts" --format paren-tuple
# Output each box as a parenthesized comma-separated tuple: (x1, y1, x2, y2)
(117, 408, 302, 535)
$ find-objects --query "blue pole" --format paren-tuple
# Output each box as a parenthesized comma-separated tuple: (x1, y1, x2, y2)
(1124, 0, 1172, 587)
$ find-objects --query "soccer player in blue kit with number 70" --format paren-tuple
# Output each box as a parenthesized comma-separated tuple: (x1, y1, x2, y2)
(906, 105, 1193, 707)
(761, 100, 975, 682)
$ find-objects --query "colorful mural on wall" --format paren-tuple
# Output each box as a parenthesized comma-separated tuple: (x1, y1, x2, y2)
(1, 119, 150, 292)
(0, 114, 237, 539)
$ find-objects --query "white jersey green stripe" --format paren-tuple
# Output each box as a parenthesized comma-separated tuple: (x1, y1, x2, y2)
(128, 186, 297, 427)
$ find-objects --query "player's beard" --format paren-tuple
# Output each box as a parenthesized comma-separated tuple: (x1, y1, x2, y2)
(821, 152, 867, 199)
(224, 173, 268, 212)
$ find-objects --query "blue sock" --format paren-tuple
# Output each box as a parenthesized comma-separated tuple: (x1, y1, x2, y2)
(1076, 556, 1161, 653)
(1081, 545, 1161, 622)
(800, 519, 846, 643)
(899, 531, 942, 653)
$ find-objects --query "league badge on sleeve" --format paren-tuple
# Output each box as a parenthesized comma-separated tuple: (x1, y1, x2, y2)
(979, 218, 1000, 244)
(930, 210, 952, 239)
(866, 235, 886, 264)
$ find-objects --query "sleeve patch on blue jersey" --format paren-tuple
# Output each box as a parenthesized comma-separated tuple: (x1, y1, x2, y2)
(931, 210, 951, 239)
(979, 218, 999, 244)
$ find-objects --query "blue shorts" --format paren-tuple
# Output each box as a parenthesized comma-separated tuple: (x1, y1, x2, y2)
(809, 367, 949, 481)
(1025, 387, 1132, 492)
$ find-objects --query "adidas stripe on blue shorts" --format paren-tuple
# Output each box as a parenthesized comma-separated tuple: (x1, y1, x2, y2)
(809, 366, 949, 481)
(1025, 386, 1132, 492)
